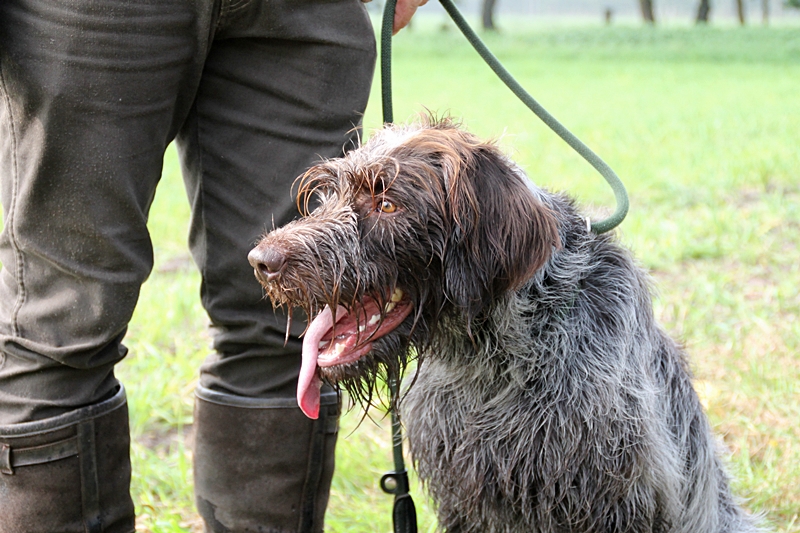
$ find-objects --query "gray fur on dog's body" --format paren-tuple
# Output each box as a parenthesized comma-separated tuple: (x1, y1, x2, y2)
(249, 119, 762, 533)
(404, 192, 753, 532)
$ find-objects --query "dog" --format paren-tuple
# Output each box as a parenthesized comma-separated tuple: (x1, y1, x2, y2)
(248, 117, 762, 532)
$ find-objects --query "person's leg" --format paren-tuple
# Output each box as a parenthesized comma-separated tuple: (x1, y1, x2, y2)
(176, 0, 375, 530)
(0, 0, 214, 530)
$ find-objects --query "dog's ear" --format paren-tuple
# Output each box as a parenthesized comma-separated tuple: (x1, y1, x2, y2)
(442, 144, 561, 325)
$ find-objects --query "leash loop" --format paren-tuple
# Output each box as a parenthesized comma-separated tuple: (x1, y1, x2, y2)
(381, 0, 630, 234)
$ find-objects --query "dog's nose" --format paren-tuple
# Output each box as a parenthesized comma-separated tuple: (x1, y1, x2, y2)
(248, 246, 287, 281)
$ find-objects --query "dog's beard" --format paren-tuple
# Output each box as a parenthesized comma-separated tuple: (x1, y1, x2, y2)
(318, 331, 415, 413)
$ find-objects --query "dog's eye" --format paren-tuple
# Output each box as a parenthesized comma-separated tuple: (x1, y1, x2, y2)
(378, 199, 397, 214)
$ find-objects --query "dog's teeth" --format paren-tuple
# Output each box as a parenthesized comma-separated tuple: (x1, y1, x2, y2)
(384, 302, 396, 313)
(368, 314, 381, 326)
(358, 325, 366, 332)
(334, 343, 345, 355)
(318, 340, 330, 349)
(391, 288, 404, 302)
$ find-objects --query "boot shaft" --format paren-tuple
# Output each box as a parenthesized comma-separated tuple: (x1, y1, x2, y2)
(0, 386, 135, 533)
(193, 385, 339, 533)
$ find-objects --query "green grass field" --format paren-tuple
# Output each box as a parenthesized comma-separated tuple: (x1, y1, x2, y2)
(116, 19, 800, 533)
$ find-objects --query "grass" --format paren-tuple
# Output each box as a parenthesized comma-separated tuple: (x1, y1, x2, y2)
(112, 19, 800, 533)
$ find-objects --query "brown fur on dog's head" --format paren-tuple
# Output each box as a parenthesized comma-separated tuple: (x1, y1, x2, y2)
(393, 118, 561, 328)
(296, 116, 561, 322)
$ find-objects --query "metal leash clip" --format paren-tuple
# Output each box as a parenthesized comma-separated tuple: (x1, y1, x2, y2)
(381, 468, 417, 533)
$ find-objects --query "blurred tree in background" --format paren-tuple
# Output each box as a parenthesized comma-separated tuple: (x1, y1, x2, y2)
(639, 0, 656, 22)
(696, 0, 711, 22)
(735, 0, 746, 24)
(482, 0, 498, 29)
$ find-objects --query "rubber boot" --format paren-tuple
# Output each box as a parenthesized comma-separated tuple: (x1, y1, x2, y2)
(0, 385, 135, 533)
(193, 385, 340, 533)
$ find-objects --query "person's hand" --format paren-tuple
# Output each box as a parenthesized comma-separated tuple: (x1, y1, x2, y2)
(393, 0, 428, 34)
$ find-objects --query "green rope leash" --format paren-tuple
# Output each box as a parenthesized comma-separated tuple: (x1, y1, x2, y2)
(379, 3, 630, 531)
(381, 0, 398, 125)
(379, 7, 414, 532)
(381, 0, 630, 234)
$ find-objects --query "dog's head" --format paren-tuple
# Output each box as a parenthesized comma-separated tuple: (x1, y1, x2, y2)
(249, 117, 560, 417)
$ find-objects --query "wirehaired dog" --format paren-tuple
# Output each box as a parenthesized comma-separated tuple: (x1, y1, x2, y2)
(248, 118, 762, 532)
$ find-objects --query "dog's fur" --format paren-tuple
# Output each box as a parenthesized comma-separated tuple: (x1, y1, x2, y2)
(249, 118, 762, 532)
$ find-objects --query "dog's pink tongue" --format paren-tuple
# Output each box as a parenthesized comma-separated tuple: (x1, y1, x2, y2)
(298, 305, 345, 419)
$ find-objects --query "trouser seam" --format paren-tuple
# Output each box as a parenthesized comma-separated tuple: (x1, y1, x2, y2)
(191, 104, 210, 304)
(0, 61, 25, 338)
(215, 0, 231, 34)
